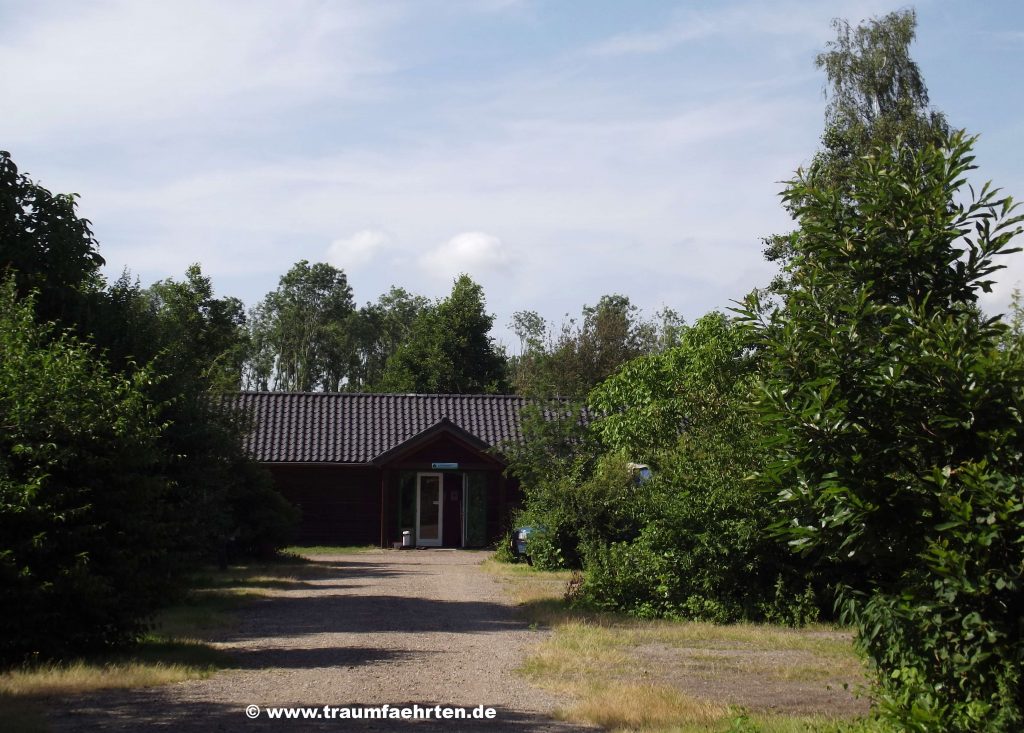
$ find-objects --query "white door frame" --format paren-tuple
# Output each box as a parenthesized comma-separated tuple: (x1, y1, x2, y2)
(415, 472, 443, 547)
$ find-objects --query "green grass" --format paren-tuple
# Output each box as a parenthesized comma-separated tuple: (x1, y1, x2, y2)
(282, 545, 378, 556)
(150, 589, 264, 638)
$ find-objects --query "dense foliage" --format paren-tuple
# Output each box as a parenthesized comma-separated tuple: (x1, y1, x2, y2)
(509, 315, 818, 623)
(85, 267, 298, 563)
(346, 287, 432, 391)
(508, 13, 1024, 727)
(0, 151, 104, 325)
(0, 161, 296, 662)
(509, 295, 682, 398)
(246, 260, 356, 391)
(380, 274, 508, 393)
(744, 131, 1024, 730)
(581, 315, 816, 623)
(0, 281, 176, 660)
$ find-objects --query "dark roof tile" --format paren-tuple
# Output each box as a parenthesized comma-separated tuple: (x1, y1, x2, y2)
(232, 392, 537, 463)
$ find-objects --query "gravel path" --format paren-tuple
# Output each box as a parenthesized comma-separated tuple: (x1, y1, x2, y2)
(47, 550, 591, 732)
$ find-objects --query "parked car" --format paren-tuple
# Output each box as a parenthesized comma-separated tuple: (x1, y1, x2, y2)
(628, 462, 652, 484)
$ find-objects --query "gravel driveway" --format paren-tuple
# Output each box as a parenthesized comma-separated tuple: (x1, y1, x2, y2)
(48, 550, 591, 732)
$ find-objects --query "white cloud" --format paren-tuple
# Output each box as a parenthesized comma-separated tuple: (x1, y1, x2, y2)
(326, 229, 393, 269)
(8, 0, 1016, 352)
(588, 17, 717, 57)
(468, 0, 532, 13)
(979, 252, 1024, 318)
(419, 232, 511, 280)
(587, 0, 897, 57)
(0, 0, 397, 144)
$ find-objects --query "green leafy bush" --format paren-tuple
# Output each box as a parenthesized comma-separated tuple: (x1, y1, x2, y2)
(744, 131, 1024, 729)
(0, 281, 182, 662)
(224, 457, 298, 559)
(492, 531, 516, 564)
(514, 452, 650, 570)
(521, 526, 566, 571)
(94, 268, 297, 564)
(574, 314, 822, 622)
(579, 470, 816, 623)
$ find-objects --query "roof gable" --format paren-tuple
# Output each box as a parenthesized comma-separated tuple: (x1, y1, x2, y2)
(371, 417, 505, 466)
(233, 392, 534, 464)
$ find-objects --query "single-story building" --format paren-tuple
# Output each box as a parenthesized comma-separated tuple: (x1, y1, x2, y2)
(235, 392, 537, 548)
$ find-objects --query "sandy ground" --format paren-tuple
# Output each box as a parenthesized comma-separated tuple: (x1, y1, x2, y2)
(46, 550, 592, 732)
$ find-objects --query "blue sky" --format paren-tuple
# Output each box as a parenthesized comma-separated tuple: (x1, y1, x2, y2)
(2, 0, 1022, 349)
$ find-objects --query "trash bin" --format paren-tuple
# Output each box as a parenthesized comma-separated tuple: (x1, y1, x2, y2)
(402, 530, 412, 548)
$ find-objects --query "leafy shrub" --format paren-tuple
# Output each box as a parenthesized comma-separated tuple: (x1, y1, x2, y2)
(492, 531, 516, 564)
(511, 314, 826, 622)
(759, 577, 820, 628)
(580, 515, 818, 624)
(579, 317, 824, 623)
(224, 458, 297, 559)
(514, 452, 651, 570)
(0, 282, 183, 662)
(745, 132, 1024, 729)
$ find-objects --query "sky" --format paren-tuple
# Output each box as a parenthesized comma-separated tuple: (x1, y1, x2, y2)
(2, 0, 1022, 350)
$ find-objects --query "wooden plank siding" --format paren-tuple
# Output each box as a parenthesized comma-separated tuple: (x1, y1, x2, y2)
(268, 464, 381, 546)
(266, 430, 522, 548)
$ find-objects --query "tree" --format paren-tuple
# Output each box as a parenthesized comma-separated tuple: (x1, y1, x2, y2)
(508, 309, 551, 397)
(542, 314, 813, 623)
(346, 287, 433, 391)
(588, 312, 741, 456)
(1004, 288, 1024, 347)
(147, 264, 249, 392)
(0, 150, 104, 326)
(0, 280, 177, 661)
(74, 264, 297, 562)
(764, 9, 949, 270)
(380, 275, 508, 393)
(0, 149, 295, 661)
(814, 9, 948, 191)
(143, 265, 294, 559)
(245, 260, 355, 391)
(509, 296, 681, 398)
(743, 131, 1024, 729)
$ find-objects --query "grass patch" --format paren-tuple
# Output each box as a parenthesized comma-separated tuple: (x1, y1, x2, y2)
(152, 589, 263, 638)
(0, 637, 232, 732)
(283, 545, 377, 556)
(487, 560, 872, 732)
(566, 682, 728, 730)
(0, 656, 221, 698)
(482, 558, 581, 626)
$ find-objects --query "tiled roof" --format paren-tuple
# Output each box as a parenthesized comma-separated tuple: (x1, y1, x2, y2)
(232, 392, 544, 463)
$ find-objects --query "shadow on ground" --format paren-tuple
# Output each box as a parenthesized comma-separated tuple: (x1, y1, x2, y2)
(218, 593, 528, 641)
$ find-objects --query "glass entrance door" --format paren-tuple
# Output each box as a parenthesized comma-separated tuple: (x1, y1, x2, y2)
(416, 473, 443, 547)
